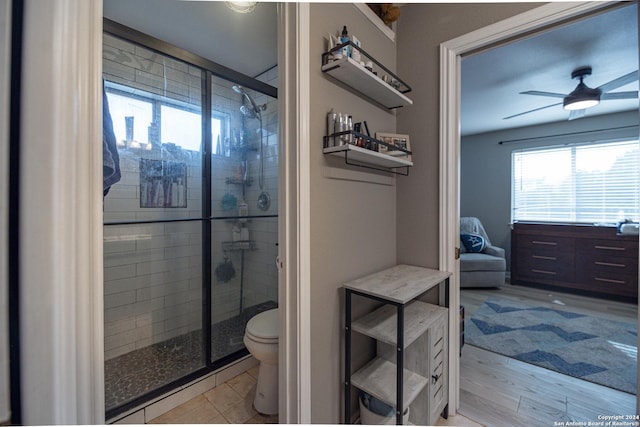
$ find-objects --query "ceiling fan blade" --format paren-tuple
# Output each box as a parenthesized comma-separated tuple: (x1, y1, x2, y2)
(503, 102, 563, 120)
(601, 91, 638, 100)
(568, 109, 586, 120)
(520, 90, 566, 99)
(597, 70, 639, 93)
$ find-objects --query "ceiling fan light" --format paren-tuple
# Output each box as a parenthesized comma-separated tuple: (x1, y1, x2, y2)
(225, 1, 257, 13)
(564, 98, 600, 110)
(563, 84, 601, 110)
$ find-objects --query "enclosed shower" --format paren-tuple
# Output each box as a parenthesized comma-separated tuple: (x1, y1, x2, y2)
(102, 27, 278, 418)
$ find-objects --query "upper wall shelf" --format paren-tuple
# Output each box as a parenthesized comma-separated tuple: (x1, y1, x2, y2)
(322, 41, 413, 109)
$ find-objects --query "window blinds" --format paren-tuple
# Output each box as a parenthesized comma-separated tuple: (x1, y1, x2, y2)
(512, 140, 639, 223)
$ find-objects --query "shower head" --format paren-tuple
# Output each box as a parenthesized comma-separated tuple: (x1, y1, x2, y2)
(232, 85, 264, 119)
(240, 104, 257, 119)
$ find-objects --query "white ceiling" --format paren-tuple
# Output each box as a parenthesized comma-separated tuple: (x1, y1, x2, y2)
(103, 0, 278, 78)
(103, 1, 637, 136)
(461, 3, 639, 136)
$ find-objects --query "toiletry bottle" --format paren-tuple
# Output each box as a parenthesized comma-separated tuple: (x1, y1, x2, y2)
(352, 36, 361, 62)
(338, 113, 348, 145)
(238, 200, 248, 223)
(340, 26, 351, 58)
(336, 113, 343, 146)
(232, 223, 241, 242)
(329, 34, 342, 61)
(347, 115, 353, 144)
(327, 109, 337, 147)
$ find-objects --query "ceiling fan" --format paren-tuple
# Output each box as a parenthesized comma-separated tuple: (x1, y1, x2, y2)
(504, 66, 639, 121)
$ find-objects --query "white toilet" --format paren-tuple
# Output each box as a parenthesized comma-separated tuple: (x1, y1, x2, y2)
(244, 308, 279, 415)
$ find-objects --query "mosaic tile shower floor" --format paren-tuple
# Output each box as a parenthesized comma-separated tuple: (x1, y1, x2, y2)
(105, 301, 277, 412)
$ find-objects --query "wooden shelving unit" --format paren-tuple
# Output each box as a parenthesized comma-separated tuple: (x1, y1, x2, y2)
(343, 265, 450, 425)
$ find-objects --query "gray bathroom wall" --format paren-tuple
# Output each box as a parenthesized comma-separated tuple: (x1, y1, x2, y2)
(308, 4, 398, 422)
(304, 3, 544, 422)
(460, 110, 639, 270)
(395, 2, 540, 269)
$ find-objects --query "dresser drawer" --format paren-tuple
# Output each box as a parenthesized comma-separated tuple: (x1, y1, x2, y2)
(575, 269, 638, 297)
(578, 239, 639, 260)
(518, 235, 574, 254)
(516, 249, 574, 282)
(580, 256, 638, 275)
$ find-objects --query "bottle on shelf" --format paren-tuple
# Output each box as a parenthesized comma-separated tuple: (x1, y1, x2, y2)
(238, 199, 248, 223)
(337, 113, 347, 146)
(327, 109, 337, 147)
(340, 26, 351, 58)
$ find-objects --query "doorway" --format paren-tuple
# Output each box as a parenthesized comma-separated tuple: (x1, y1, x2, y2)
(440, 0, 640, 422)
(441, 1, 640, 420)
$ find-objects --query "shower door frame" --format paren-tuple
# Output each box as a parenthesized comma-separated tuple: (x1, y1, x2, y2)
(102, 20, 279, 420)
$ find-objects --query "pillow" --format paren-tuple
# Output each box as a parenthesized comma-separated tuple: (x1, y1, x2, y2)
(461, 233, 486, 253)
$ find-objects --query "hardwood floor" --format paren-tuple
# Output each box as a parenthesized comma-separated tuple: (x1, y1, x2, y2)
(459, 284, 637, 426)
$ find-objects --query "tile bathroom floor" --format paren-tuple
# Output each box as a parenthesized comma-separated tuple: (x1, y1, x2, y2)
(148, 366, 278, 424)
(148, 365, 481, 425)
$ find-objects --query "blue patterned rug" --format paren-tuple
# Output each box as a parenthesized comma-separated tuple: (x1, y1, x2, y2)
(465, 297, 637, 394)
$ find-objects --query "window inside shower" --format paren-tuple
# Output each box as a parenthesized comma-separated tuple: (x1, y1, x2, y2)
(102, 30, 278, 418)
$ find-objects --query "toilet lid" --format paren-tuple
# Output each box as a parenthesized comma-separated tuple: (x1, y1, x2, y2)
(246, 308, 278, 340)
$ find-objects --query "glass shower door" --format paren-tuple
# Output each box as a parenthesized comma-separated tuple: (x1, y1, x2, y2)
(103, 34, 206, 414)
(209, 77, 279, 364)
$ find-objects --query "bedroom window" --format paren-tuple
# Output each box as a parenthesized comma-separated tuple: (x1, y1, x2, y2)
(511, 140, 640, 223)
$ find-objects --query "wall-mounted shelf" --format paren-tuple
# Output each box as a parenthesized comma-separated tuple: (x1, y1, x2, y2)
(222, 240, 256, 252)
(322, 42, 413, 109)
(323, 131, 413, 175)
(225, 177, 253, 186)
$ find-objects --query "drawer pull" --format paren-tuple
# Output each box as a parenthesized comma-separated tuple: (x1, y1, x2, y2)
(595, 245, 626, 251)
(595, 277, 626, 284)
(532, 255, 557, 260)
(595, 261, 626, 268)
(531, 269, 556, 275)
(532, 241, 557, 246)
(432, 374, 440, 384)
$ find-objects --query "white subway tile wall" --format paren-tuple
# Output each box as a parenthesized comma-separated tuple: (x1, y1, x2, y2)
(103, 33, 278, 365)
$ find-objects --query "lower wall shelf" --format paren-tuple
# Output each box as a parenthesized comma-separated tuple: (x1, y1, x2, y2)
(324, 144, 412, 175)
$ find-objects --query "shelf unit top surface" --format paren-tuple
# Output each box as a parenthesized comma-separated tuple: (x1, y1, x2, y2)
(351, 357, 428, 409)
(343, 265, 451, 304)
(323, 144, 413, 169)
(352, 300, 448, 348)
(321, 56, 413, 109)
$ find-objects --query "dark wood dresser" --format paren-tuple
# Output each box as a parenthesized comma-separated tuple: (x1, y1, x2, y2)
(511, 222, 638, 301)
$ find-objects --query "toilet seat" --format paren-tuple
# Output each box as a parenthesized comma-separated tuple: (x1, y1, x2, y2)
(245, 330, 278, 344)
(245, 309, 278, 344)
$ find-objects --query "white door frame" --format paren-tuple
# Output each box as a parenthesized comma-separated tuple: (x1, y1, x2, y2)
(438, 1, 625, 414)
(278, 2, 311, 423)
(19, 0, 104, 423)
